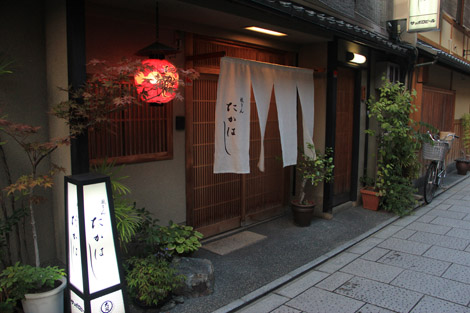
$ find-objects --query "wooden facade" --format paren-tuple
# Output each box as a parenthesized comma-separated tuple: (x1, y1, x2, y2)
(185, 35, 293, 236)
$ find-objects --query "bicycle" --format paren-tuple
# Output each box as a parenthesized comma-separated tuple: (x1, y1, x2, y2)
(422, 132, 459, 204)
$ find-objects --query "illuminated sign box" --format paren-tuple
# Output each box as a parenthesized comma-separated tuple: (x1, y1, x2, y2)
(408, 0, 440, 32)
(65, 173, 128, 313)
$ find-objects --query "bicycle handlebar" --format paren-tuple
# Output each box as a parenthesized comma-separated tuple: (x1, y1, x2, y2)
(427, 131, 459, 142)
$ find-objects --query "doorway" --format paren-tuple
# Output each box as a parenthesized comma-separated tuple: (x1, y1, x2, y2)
(332, 66, 359, 206)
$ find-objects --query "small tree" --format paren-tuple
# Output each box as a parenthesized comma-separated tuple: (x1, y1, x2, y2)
(366, 79, 422, 215)
(0, 119, 68, 267)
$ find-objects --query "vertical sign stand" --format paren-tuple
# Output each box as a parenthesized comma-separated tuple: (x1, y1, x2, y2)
(65, 173, 129, 313)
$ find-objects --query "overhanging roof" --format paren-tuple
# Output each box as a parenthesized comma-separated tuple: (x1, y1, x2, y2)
(417, 40, 470, 75)
(245, 0, 412, 56)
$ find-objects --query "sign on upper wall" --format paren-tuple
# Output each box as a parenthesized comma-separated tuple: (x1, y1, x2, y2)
(408, 0, 441, 32)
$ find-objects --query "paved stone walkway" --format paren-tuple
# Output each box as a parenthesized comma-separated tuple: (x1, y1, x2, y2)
(227, 177, 470, 313)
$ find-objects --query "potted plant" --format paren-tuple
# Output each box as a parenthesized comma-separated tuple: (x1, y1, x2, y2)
(0, 262, 66, 313)
(366, 79, 422, 216)
(455, 113, 470, 174)
(359, 176, 380, 211)
(291, 143, 334, 227)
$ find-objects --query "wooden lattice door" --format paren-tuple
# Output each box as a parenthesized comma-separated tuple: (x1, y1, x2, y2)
(333, 67, 355, 204)
(186, 36, 291, 237)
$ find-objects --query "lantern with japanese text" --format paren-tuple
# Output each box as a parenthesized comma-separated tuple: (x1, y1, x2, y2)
(65, 173, 129, 313)
(134, 59, 179, 104)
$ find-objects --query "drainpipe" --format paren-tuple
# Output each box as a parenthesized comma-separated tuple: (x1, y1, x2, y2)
(414, 56, 438, 68)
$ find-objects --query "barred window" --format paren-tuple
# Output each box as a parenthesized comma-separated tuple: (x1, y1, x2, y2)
(88, 83, 173, 165)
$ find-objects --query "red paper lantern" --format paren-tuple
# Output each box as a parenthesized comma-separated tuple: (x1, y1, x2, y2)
(134, 59, 179, 104)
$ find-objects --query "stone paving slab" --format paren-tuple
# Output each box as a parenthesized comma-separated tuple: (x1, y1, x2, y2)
(237, 294, 289, 313)
(378, 237, 431, 255)
(428, 208, 467, 220)
(407, 231, 470, 250)
(275, 270, 329, 298)
(392, 228, 416, 239)
(270, 306, 301, 313)
(442, 263, 470, 284)
(378, 251, 451, 276)
(446, 227, 470, 240)
(286, 287, 364, 313)
(391, 270, 470, 305)
(410, 296, 470, 313)
(405, 221, 452, 235)
(432, 216, 470, 230)
(424, 245, 470, 267)
(335, 276, 423, 312)
(316, 252, 359, 274)
(315, 272, 353, 291)
(346, 237, 384, 254)
(371, 225, 403, 239)
(357, 304, 395, 313)
(448, 205, 470, 214)
(340, 258, 403, 283)
(360, 247, 390, 262)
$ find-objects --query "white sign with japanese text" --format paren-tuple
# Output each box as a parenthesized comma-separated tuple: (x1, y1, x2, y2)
(83, 182, 121, 293)
(67, 182, 84, 293)
(408, 0, 440, 32)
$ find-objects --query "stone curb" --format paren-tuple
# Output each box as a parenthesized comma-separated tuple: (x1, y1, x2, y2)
(212, 173, 470, 313)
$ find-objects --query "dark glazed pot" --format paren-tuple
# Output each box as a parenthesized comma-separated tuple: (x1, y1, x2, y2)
(291, 200, 315, 227)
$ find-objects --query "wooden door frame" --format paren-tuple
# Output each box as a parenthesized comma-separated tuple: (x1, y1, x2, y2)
(324, 39, 361, 212)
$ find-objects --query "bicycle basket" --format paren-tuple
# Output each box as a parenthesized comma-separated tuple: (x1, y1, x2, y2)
(422, 141, 449, 161)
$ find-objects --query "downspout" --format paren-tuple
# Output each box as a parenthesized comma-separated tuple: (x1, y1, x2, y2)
(414, 56, 438, 68)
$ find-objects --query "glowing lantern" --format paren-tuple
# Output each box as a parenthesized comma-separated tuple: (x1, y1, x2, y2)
(134, 59, 179, 104)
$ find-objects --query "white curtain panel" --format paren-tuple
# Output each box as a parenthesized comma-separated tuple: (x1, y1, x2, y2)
(213, 57, 252, 173)
(214, 57, 314, 174)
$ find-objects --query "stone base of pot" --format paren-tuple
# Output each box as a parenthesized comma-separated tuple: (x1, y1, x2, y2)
(22, 276, 66, 313)
(291, 201, 315, 227)
(360, 187, 380, 211)
(455, 159, 470, 175)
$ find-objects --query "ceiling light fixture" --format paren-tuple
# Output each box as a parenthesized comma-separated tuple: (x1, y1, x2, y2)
(245, 26, 287, 37)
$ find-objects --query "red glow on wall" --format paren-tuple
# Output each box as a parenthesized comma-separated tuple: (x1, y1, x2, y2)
(134, 59, 179, 104)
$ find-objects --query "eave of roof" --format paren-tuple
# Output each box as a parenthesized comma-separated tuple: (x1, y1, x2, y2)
(417, 40, 470, 75)
(246, 0, 412, 56)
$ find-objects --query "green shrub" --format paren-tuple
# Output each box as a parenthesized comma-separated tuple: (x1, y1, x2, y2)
(0, 262, 65, 308)
(154, 222, 203, 256)
(125, 255, 184, 307)
(366, 79, 422, 215)
(132, 209, 203, 258)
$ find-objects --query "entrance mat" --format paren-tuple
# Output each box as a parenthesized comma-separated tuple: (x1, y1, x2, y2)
(202, 231, 267, 255)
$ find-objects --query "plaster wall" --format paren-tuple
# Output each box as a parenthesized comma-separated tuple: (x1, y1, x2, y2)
(297, 43, 328, 205)
(86, 5, 187, 224)
(46, 0, 71, 264)
(453, 72, 470, 118)
(0, 1, 57, 265)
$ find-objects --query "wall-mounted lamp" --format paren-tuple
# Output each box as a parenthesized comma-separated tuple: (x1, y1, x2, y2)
(346, 52, 367, 64)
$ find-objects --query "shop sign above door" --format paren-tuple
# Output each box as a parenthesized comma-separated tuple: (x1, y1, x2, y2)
(408, 0, 440, 32)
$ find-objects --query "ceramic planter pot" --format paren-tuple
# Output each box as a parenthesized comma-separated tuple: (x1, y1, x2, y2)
(22, 276, 66, 313)
(291, 200, 315, 227)
(455, 159, 470, 175)
(360, 187, 380, 211)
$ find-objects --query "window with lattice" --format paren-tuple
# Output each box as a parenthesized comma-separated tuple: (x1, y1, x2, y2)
(88, 84, 173, 165)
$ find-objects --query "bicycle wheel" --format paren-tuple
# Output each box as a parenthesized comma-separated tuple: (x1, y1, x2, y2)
(424, 161, 438, 204)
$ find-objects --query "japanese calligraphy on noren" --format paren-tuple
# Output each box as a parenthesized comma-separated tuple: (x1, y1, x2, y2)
(223, 97, 245, 155)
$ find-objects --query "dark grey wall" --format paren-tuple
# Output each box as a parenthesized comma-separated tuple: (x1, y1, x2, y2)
(0, 1, 57, 266)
